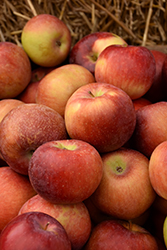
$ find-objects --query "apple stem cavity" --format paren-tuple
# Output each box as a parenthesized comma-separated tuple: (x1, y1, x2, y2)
(56, 40, 61, 47)
(116, 166, 123, 173)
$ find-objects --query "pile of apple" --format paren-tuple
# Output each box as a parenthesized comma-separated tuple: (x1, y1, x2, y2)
(0, 13, 167, 250)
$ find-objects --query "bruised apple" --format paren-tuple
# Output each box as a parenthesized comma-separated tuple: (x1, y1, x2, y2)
(28, 139, 103, 204)
(64, 82, 136, 153)
(0, 103, 67, 175)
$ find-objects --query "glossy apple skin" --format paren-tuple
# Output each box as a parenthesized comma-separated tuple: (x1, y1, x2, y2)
(0, 167, 36, 232)
(95, 45, 156, 100)
(64, 82, 136, 153)
(131, 101, 167, 158)
(0, 103, 67, 175)
(0, 42, 31, 99)
(36, 64, 95, 117)
(28, 139, 103, 204)
(149, 141, 167, 200)
(69, 32, 127, 74)
(84, 219, 158, 250)
(21, 14, 71, 67)
(19, 194, 92, 250)
(0, 211, 71, 250)
(90, 147, 156, 220)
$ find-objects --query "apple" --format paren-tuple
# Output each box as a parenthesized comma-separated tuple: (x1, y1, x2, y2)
(149, 140, 167, 200)
(64, 82, 136, 153)
(143, 50, 167, 103)
(0, 42, 31, 99)
(90, 147, 156, 221)
(84, 219, 158, 250)
(95, 45, 156, 100)
(21, 14, 71, 67)
(28, 139, 103, 204)
(131, 101, 167, 158)
(132, 97, 152, 111)
(17, 66, 55, 103)
(0, 103, 67, 175)
(36, 64, 95, 117)
(0, 211, 71, 250)
(163, 215, 167, 248)
(0, 167, 36, 232)
(19, 194, 92, 250)
(69, 32, 127, 75)
(162, 54, 167, 99)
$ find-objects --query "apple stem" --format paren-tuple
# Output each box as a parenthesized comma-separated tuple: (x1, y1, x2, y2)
(44, 222, 50, 230)
(89, 91, 95, 97)
(128, 220, 133, 231)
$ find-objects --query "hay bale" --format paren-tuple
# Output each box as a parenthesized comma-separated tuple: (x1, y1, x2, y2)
(0, 0, 167, 50)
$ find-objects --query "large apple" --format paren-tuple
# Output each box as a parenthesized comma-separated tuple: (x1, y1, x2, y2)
(149, 140, 167, 199)
(21, 14, 71, 67)
(28, 139, 103, 204)
(84, 219, 158, 250)
(0, 103, 67, 175)
(69, 32, 127, 74)
(90, 147, 156, 220)
(64, 82, 136, 153)
(0, 211, 71, 250)
(19, 194, 92, 250)
(0, 42, 31, 99)
(0, 167, 36, 232)
(95, 45, 156, 100)
(36, 64, 95, 117)
(131, 101, 167, 158)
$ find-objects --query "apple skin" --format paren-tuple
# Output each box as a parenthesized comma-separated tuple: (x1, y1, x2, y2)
(19, 194, 92, 250)
(84, 219, 158, 250)
(132, 97, 152, 111)
(0, 42, 31, 99)
(28, 139, 103, 204)
(36, 64, 95, 117)
(69, 32, 127, 74)
(0, 103, 67, 175)
(90, 147, 156, 220)
(0, 211, 71, 250)
(162, 54, 167, 98)
(131, 101, 167, 158)
(144, 50, 167, 103)
(0, 167, 36, 232)
(21, 14, 71, 67)
(149, 140, 167, 200)
(163, 216, 167, 248)
(64, 82, 136, 153)
(95, 45, 156, 100)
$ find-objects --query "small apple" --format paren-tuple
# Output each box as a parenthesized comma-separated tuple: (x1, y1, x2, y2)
(69, 32, 127, 74)
(21, 14, 71, 67)
(0, 42, 31, 99)
(36, 64, 95, 117)
(84, 219, 158, 250)
(0, 211, 71, 250)
(0, 103, 67, 175)
(0, 167, 36, 232)
(163, 216, 167, 248)
(132, 97, 152, 111)
(90, 147, 156, 220)
(131, 101, 167, 158)
(19, 194, 92, 250)
(64, 82, 136, 153)
(149, 140, 167, 200)
(28, 139, 103, 204)
(95, 45, 156, 100)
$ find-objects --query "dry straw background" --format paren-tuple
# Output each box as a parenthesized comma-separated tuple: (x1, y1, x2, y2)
(0, 0, 167, 52)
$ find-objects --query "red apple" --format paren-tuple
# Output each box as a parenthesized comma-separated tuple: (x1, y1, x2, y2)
(132, 97, 152, 111)
(19, 194, 92, 250)
(149, 140, 167, 199)
(84, 219, 158, 250)
(95, 45, 156, 100)
(144, 50, 167, 102)
(28, 139, 103, 204)
(69, 32, 127, 74)
(0, 167, 36, 232)
(90, 147, 156, 220)
(0, 103, 67, 175)
(64, 82, 136, 153)
(36, 64, 95, 117)
(131, 101, 167, 158)
(21, 14, 71, 67)
(0, 211, 71, 250)
(0, 42, 31, 99)
(162, 54, 167, 98)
